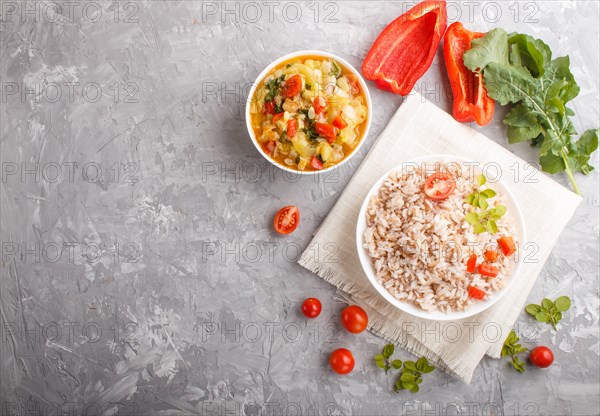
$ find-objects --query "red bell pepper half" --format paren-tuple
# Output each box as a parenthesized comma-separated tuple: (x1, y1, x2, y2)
(362, 0, 447, 96)
(443, 22, 495, 126)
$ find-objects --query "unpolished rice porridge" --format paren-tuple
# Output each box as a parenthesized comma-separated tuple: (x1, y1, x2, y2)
(363, 162, 517, 313)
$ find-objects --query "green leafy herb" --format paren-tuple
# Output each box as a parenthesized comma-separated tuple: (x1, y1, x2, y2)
(466, 174, 497, 210)
(286, 63, 293, 68)
(501, 330, 528, 372)
(374, 343, 400, 373)
(300, 109, 318, 142)
(465, 205, 506, 234)
(464, 28, 599, 195)
(264, 74, 285, 102)
(329, 59, 342, 78)
(394, 356, 435, 393)
(306, 83, 312, 91)
(464, 174, 505, 234)
(525, 296, 571, 329)
(280, 131, 291, 144)
(374, 344, 434, 394)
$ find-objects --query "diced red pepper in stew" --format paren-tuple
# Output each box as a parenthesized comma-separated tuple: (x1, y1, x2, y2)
(263, 140, 276, 155)
(333, 115, 348, 129)
(313, 97, 326, 115)
(263, 101, 275, 114)
(315, 122, 337, 144)
(272, 112, 284, 123)
(466, 254, 477, 273)
(287, 119, 297, 137)
(282, 74, 302, 98)
(478, 264, 499, 278)
(310, 156, 324, 170)
(498, 236, 516, 256)
(468, 286, 486, 300)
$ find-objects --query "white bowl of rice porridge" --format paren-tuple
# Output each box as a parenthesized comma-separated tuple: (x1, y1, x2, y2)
(356, 155, 526, 321)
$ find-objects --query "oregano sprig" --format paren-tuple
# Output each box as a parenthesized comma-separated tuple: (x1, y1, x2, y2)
(525, 296, 571, 329)
(466, 174, 496, 209)
(374, 344, 435, 394)
(465, 205, 507, 234)
(501, 330, 528, 372)
(465, 174, 506, 234)
(394, 357, 435, 393)
(374, 343, 402, 373)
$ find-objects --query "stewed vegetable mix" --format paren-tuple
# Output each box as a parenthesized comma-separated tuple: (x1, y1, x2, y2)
(249, 56, 368, 171)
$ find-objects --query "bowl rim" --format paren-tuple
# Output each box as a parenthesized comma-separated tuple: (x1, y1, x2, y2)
(245, 50, 373, 175)
(355, 154, 527, 321)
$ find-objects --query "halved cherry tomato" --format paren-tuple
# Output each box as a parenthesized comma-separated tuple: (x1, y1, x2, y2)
(484, 250, 499, 262)
(315, 122, 337, 144)
(529, 346, 554, 368)
(282, 74, 302, 98)
(478, 263, 499, 278)
(498, 236, 516, 256)
(313, 96, 326, 115)
(273, 205, 300, 235)
(468, 285, 486, 300)
(263, 140, 276, 155)
(466, 254, 477, 273)
(423, 172, 456, 201)
(301, 298, 322, 319)
(341, 305, 368, 334)
(272, 112, 284, 123)
(287, 119, 297, 137)
(330, 348, 355, 375)
(332, 115, 348, 129)
(263, 101, 275, 114)
(310, 156, 324, 170)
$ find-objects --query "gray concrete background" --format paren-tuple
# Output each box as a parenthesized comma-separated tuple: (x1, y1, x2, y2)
(1, 1, 598, 415)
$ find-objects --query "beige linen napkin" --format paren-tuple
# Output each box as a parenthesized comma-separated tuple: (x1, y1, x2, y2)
(298, 92, 581, 383)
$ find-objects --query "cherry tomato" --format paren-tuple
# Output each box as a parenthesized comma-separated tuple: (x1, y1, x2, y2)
(301, 298, 322, 319)
(330, 348, 355, 375)
(423, 172, 456, 201)
(273, 206, 300, 235)
(341, 305, 368, 334)
(466, 254, 477, 273)
(478, 263, 499, 278)
(314, 122, 337, 144)
(530, 346, 554, 368)
(467, 285, 486, 300)
(484, 250, 499, 262)
(282, 74, 302, 98)
(263, 101, 275, 114)
(310, 155, 324, 170)
(313, 96, 326, 115)
(332, 115, 348, 129)
(498, 236, 516, 256)
(287, 119, 297, 137)
(272, 112, 284, 123)
(263, 140, 276, 156)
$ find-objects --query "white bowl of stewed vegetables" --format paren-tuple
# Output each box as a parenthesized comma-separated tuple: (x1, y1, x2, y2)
(246, 50, 372, 174)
